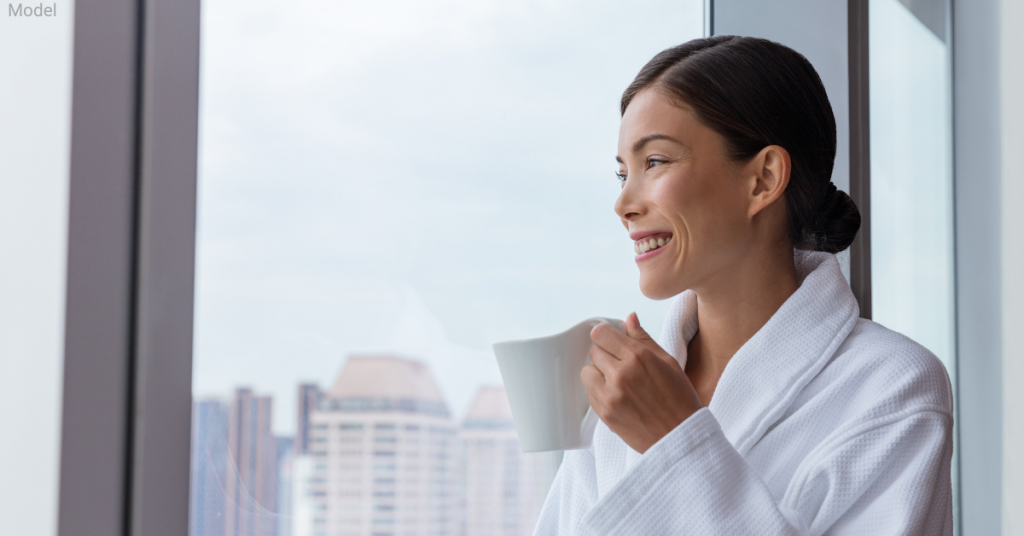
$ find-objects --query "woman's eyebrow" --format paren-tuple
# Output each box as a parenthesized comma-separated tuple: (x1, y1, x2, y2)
(615, 133, 682, 163)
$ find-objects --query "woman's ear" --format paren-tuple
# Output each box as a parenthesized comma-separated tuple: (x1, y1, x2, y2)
(747, 145, 791, 219)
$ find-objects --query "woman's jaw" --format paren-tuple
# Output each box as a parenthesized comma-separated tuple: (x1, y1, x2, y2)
(630, 227, 693, 300)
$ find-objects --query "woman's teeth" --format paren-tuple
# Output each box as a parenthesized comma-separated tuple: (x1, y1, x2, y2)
(634, 236, 671, 255)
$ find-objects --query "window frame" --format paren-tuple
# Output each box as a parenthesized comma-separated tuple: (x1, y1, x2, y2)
(57, 0, 200, 534)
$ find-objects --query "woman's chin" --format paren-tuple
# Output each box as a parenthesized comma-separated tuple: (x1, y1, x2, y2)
(638, 276, 681, 301)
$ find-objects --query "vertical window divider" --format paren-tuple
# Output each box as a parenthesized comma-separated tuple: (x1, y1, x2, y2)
(847, 0, 872, 319)
(59, 0, 201, 531)
(58, 0, 145, 533)
(127, 0, 202, 533)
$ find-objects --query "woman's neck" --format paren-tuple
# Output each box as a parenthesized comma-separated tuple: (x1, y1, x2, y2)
(685, 245, 800, 406)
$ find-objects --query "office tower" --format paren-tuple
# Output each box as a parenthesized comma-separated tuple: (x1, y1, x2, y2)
(289, 454, 318, 536)
(191, 398, 230, 536)
(276, 437, 295, 536)
(303, 356, 461, 536)
(461, 386, 560, 536)
(295, 384, 322, 456)
(225, 388, 279, 536)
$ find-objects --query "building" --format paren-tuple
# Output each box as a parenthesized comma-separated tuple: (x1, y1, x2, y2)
(460, 387, 559, 536)
(191, 398, 230, 536)
(277, 437, 296, 536)
(290, 454, 319, 536)
(296, 384, 322, 456)
(224, 388, 280, 536)
(300, 356, 461, 536)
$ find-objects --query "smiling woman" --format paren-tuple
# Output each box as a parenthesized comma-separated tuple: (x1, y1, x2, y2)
(539, 35, 954, 535)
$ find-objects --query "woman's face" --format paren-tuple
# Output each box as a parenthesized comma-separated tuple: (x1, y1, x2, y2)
(615, 87, 763, 300)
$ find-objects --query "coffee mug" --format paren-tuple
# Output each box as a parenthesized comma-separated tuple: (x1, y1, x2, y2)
(493, 317, 625, 453)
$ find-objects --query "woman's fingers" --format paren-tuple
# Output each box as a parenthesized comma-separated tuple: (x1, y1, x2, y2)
(589, 342, 620, 372)
(586, 390, 612, 424)
(590, 322, 637, 358)
(583, 315, 702, 453)
(580, 363, 605, 392)
(624, 312, 653, 342)
(593, 318, 681, 372)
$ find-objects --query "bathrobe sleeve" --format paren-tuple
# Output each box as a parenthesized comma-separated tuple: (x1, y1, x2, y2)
(534, 407, 953, 536)
(533, 446, 600, 536)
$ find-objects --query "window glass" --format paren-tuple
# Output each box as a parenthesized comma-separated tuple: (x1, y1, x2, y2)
(190, 1, 704, 534)
(870, 0, 955, 376)
(0, 2, 75, 534)
(869, 0, 957, 527)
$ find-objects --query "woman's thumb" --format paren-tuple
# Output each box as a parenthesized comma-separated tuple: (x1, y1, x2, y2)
(624, 312, 652, 341)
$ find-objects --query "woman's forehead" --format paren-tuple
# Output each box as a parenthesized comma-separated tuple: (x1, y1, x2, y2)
(619, 94, 701, 151)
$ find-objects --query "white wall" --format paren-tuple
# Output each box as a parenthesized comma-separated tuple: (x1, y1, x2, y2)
(1002, 0, 1024, 532)
(0, 3, 75, 535)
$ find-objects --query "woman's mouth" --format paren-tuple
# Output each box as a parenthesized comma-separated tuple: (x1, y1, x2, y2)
(633, 233, 673, 258)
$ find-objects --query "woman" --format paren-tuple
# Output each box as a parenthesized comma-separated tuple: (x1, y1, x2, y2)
(534, 36, 954, 535)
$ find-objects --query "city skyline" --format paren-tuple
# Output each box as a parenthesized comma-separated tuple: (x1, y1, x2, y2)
(190, 354, 557, 536)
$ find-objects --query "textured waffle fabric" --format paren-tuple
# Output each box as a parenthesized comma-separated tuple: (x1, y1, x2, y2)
(533, 251, 954, 535)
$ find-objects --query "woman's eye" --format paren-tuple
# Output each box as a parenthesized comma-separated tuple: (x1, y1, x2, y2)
(647, 157, 665, 169)
(615, 171, 628, 183)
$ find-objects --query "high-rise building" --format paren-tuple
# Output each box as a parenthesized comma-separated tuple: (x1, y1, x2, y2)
(224, 388, 279, 536)
(277, 437, 296, 536)
(289, 454, 318, 536)
(301, 356, 461, 536)
(296, 384, 322, 456)
(461, 386, 560, 536)
(191, 398, 230, 536)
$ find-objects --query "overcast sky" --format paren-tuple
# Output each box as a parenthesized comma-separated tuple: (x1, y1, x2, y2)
(192, 0, 705, 435)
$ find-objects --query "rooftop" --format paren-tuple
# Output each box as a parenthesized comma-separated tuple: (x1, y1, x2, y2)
(327, 355, 446, 404)
(463, 385, 514, 426)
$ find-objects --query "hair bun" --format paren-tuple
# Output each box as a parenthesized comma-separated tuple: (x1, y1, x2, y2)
(803, 183, 861, 253)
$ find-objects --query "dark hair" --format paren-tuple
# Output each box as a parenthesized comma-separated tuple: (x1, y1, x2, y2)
(621, 35, 860, 253)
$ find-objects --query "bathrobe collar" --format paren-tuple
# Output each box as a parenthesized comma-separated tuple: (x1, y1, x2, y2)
(657, 251, 860, 455)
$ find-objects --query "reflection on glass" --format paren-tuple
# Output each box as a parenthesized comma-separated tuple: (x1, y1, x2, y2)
(189, 0, 704, 534)
(869, 0, 957, 529)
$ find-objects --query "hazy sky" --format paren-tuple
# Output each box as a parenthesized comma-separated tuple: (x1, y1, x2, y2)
(192, 0, 705, 435)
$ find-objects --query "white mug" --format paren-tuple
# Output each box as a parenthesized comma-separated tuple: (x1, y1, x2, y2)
(493, 317, 625, 453)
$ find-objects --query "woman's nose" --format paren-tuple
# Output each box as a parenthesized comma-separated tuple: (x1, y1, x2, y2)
(614, 180, 643, 220)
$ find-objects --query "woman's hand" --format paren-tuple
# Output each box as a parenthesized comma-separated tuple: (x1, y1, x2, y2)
(581, 312, 703, 454)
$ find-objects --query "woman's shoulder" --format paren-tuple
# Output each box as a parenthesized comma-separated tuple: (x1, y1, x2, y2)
(810, 318, 954, 418)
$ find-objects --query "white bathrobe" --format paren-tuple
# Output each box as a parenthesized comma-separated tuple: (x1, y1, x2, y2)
(534, 251, 954, 535)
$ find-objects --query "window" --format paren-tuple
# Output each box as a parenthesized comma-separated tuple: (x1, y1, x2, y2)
(868, 0, 958, 525)
(870, 0, 955, 384)
(188, 0, 705, 535)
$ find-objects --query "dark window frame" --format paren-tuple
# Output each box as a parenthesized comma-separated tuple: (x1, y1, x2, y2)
(58, 0, 200, 534)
